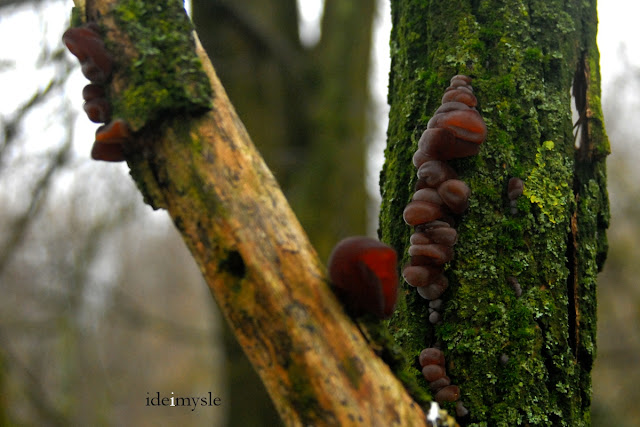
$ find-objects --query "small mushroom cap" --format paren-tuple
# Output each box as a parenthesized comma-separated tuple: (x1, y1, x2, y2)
(422, 364, 446, 382)
(507, 177, 524, 200)
(328, 237, 399, 319)
(428, 104, 487, 144)
(417, 160, 458, 188)
(428, 298, 443, 310)
(412, 188, 443, 205)
(429, 375, 451, 393)
(417, 127, 481, 161)
(91, 141, 125, 162)
(507, 276, 523, 297)
(442, 88, 477, 107)
(455, 401, 470, 418)
(96, 119, 131, 143)
(428, 310, 441, 324)
(449, 74, 472, 86)
(63, 25, 113, 83)
(91, 120, 131, 162)
(412, 149, 432, 169)
(419, 347, 445, 367)
(415, 277, 449, 300)
(438, 179, 471, 214)
(402, 265, 443, 287)
(411, 226, 457, 247)
(403, 201, 444, 226)
(408, 244, 453, 265)
(83, 98, 111, 123)
(82, 83, 105, 101)
(435, 385, 461, 403)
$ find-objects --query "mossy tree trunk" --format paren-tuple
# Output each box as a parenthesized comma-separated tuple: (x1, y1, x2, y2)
(380, 0, 609, 425)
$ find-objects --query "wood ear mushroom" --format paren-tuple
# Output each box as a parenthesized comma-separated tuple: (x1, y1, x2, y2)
(408, 76, 486, 418)
(403, 75, 487, 300)
(63, 24, 131, 162)
(328, 237, 399, 319)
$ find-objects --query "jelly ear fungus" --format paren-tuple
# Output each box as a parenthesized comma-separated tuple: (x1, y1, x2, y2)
(405, 75, 487, 418)
(63, 24, 131, 162)
(403, 75, 486, 306)
(328, 237, 399, 319)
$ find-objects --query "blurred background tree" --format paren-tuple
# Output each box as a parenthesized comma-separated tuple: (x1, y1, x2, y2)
(0, 0, 637, 425)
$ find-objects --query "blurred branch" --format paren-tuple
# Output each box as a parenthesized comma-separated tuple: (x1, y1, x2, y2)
(0, 132, 72, 277)
(207, 0, 303, 78)
(0, 57, 73, 164)
(0, 0, 45, 8)
(108, 289, 212, 345)
(0, 330, 69, 426)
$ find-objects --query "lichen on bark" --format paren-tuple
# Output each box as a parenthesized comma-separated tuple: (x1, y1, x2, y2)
(381, 0, 608, 425)
(105, 0, 213, 131)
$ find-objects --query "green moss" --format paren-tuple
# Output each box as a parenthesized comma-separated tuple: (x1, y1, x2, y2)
(340, 356, 364, 389)
(523, 140, 573, 225)
(287, 363, 327, 424)
(109, 0, 212, 131)
(70, 6, 83, 27)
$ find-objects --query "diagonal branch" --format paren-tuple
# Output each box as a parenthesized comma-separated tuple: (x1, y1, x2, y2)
(79, 0, 427, 425)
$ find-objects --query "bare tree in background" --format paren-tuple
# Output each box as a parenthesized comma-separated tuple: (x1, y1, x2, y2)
(0, 2, 222, 426)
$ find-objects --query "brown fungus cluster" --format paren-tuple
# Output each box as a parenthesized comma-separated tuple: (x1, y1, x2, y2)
(402, 75, 487, 306)
(407, 75, 487, 419)
(419, 347, 468, 418)
(63, 24, 131, 162)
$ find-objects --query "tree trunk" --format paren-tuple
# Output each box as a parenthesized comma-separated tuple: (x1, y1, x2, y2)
(380, 0, 609, 425)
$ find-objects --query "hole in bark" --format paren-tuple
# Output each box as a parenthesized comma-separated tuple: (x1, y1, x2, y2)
(220, 250, 246, 278)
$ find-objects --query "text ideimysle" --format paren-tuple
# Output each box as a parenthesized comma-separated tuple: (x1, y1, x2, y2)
(146, 392, 222, 411)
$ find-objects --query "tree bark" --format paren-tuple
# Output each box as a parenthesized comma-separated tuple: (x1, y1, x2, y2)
(380, 0, 609, 425)
(79, 0, 426, 425)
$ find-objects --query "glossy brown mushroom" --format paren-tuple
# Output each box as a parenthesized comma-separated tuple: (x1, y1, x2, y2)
(402, 265, 443, 288)
(328, 237, 399, 319)
(91, 119, 131, 162)
(422, 364, 446, 382)
(403, 201, 444, 226)
(435, 385, 461, 403)
(419, 347, 445, 367)
(507, 177, 524, 200)
(412, 224, 457, 246)
(442, 87, 477, 107)
(415, 275, 449, 300)
(438, 179, 471, 214)
(416, 127, 481, 162)
(417, 160, 458, 188)
(62, 25, 113, 84)
(428, 103, 487, 144)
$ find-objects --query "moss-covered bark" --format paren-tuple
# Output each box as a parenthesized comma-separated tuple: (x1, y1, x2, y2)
(380, 0, 608, 425)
